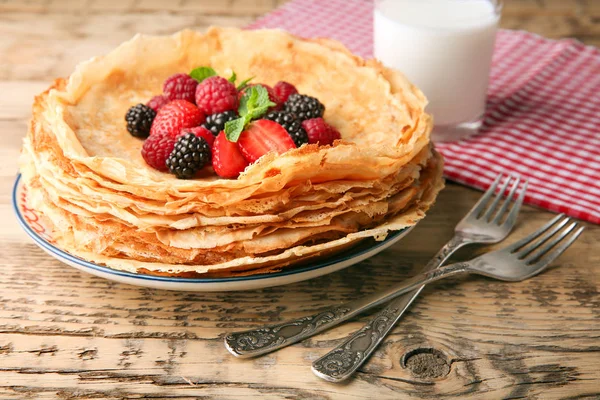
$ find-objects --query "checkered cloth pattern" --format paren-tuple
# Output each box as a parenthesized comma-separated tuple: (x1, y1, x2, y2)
(248, 0, 600, 224)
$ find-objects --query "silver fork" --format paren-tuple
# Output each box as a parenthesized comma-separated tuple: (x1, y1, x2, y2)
(225, 173, 525, 359)
(312, 214, 583, 381)
(309, 173, 526, 381)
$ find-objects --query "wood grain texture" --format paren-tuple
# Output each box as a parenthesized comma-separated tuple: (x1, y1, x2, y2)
(0, 0, 598, 398)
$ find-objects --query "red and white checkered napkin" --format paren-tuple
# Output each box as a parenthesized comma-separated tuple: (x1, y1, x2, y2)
(249, 0, 600, 224)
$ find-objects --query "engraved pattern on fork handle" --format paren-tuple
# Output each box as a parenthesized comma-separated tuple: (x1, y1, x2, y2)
(224, 306, 353, 357)
(427, 235, 466, 268)
(312, 236, 469, 382)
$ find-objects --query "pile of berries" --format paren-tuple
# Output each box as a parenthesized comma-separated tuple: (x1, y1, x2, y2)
(125, 68, 341, 179)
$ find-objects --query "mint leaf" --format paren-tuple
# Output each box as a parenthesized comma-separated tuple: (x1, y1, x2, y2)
(224, 117, 247, 142)
(238, 86, 259, 117)
(238, 85, 277, 121)
(254, 85, 270, 106)
(190, 66, 217, 83)
(247, 87, 260, 110)
(227, 85, 278, 141)
(238, 98, 249, 118)
(236, 76, 254, 91)
(228, 71, 237, 83)
(248, 104, 272, 120)
(247, 85, 276, 120)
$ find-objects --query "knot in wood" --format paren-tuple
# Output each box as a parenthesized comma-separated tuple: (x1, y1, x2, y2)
(401, 348, 450, 379)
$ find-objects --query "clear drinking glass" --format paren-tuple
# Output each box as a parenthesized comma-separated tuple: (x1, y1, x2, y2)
(374, 0, 502, 142)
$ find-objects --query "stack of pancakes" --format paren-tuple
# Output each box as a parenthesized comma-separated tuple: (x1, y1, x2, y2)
(19, 27, 444, 277)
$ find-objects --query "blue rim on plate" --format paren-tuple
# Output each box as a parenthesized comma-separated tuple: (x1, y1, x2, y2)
(12, 174, 407, 283)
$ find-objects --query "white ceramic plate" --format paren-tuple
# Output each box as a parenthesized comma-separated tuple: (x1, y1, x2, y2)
(12, 174, 414, 291)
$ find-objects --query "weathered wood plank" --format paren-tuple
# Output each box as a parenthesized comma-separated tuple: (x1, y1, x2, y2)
(0, 81, 47, 120)
(0, 0, 289, 15)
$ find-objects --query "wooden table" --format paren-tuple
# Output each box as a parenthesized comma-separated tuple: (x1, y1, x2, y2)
(1, 1, 598, 398)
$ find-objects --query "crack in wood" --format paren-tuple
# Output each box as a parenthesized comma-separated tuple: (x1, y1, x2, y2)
(26, 345, 58, 356)
(366, 373, 435, 386)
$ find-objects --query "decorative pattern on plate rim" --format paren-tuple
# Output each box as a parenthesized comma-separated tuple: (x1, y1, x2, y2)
(19, 184, 52, 242)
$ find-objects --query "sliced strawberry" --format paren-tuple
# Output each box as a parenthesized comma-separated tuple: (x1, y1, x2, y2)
(150, 99, 205, 138)
(181, 126, 215, 148)
(212, 131, 250, 179)
(237, 120, 296, 163)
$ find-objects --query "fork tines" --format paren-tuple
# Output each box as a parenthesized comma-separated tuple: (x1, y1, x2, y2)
(509, 214, 584, 267)
(473, 173, 528, 225)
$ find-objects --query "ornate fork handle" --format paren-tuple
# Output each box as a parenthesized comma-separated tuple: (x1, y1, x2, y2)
(225, 236, 470, 358)
(428, 235, 466, 267)
(225, 306, 354, 357)
(312, 236, 469, 382)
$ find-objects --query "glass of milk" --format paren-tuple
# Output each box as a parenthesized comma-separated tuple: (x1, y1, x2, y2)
(374, 0, 501, 142)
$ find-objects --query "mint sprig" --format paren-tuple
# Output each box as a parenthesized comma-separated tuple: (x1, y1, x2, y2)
(225, 85, 276, 142)
(236, 76, 254, 91)
(228, 71, 237, 83)
(224, 118, 246, 142)
(190, 66, 217, 83)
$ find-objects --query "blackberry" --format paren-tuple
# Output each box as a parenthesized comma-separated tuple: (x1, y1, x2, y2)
(202, 110, 238, 136)
(125, 104, 156, 138)
(264, 111, 308, 147)
(283, 94, 325, 121)
(166, 133, 211, 179)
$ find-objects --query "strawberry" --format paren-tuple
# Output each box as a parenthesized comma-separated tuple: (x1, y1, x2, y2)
(150, 99, 205, 138)
(237, 120, 296, 163)
(181, 126, 215, 148)
(212, 131, 250, 179)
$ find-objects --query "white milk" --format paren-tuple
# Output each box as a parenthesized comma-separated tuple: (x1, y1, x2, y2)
(374, 0, 499, 138)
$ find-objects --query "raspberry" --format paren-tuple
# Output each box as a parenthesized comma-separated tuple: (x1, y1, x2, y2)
(284, 94, 325, 121)
(202, 110, 238, 136)
(273, 81, 298, 103)
(163, 73, 198, 103)
(141, 133, 177, 171)
(181, 126, 215, 148)
(301, 118, 341, 146)
(166, 133, 211, 179)
(147, 95, 170, 112)
(125, 104, 156, 138)
(150, 99, 205, 138)
(195, 76, 238, 115)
